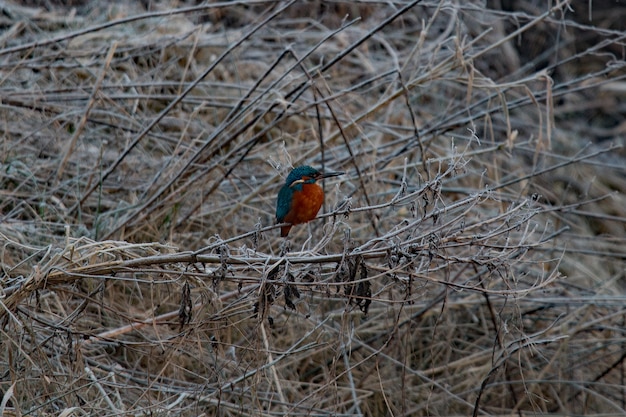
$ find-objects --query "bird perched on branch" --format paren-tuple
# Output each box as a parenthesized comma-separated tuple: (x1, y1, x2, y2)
(275, 165, 343, 237)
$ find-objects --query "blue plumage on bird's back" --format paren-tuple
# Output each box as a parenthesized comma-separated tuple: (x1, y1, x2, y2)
(276, 184, 293, 223)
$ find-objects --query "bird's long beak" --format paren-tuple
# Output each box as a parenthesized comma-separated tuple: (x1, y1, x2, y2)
(320, 171, 344, 179)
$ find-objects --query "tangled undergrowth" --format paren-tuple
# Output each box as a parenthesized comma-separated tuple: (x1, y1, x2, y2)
(1, 1, 625, 416)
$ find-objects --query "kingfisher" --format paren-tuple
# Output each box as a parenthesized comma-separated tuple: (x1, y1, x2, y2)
(275, 166, 343, 237)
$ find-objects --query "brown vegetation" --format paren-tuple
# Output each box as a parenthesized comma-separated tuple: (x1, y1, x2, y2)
(1, 0, 625, 415)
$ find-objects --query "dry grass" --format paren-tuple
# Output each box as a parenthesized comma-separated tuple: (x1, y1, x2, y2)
(1, 0, 625, 416)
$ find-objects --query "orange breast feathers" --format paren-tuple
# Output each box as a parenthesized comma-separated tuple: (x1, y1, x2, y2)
(282, 183, 325, 227)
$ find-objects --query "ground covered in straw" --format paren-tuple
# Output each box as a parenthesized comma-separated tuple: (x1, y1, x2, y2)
(1, 1, 625, 416)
